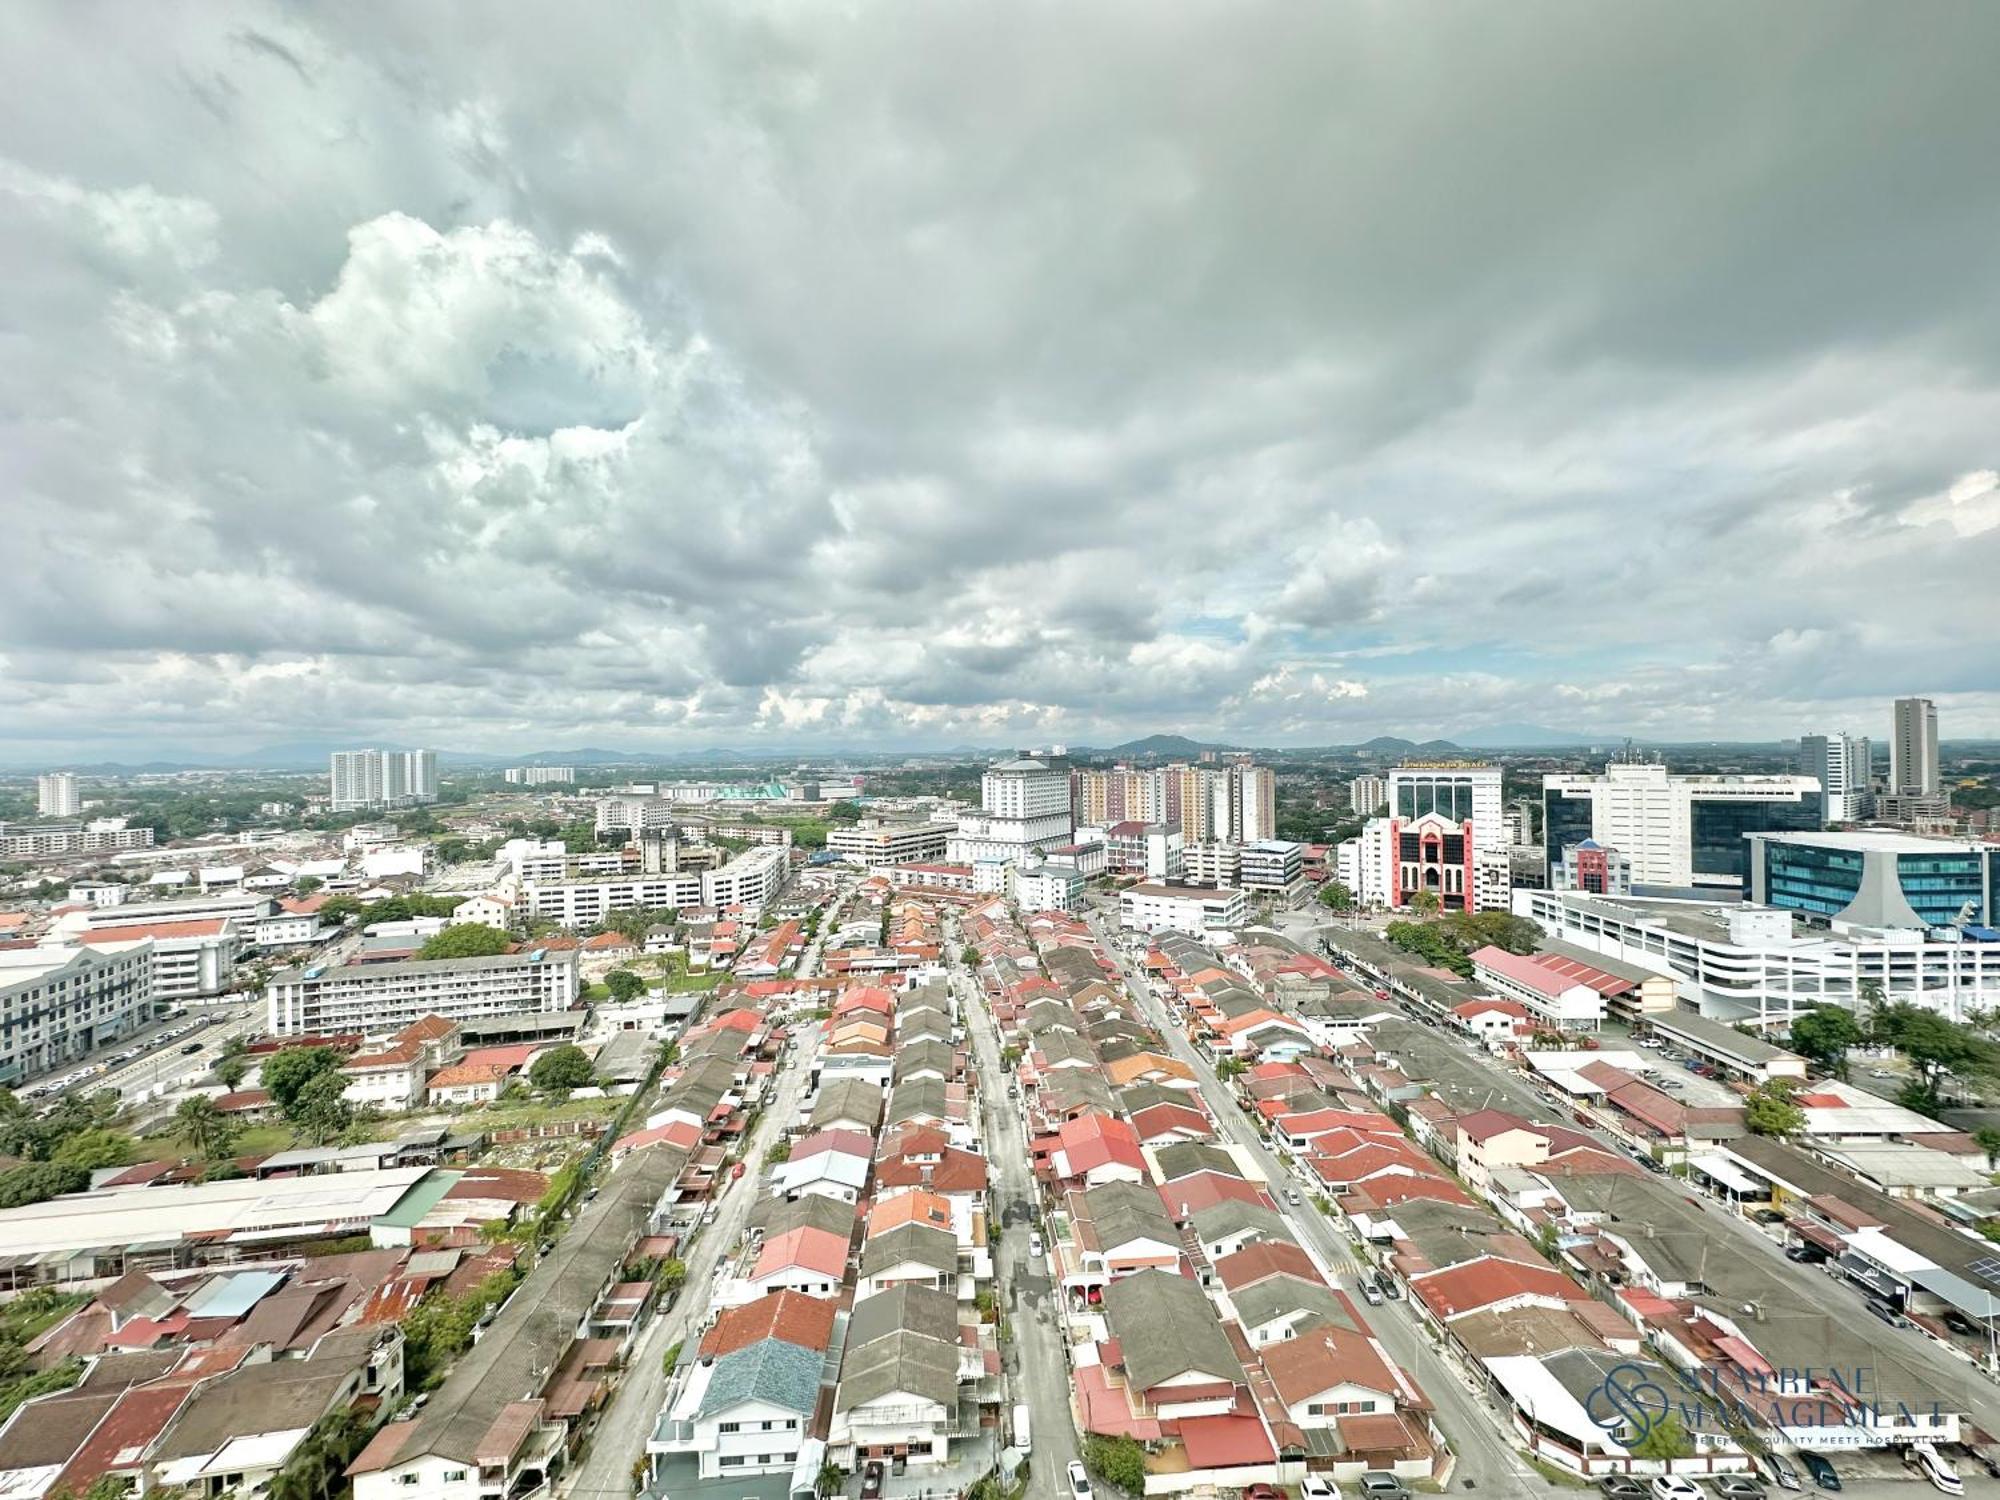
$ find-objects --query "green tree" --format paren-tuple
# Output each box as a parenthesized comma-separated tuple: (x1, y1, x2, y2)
(1628, 1413, 1693, 1460)
(765, 1140, 792, 1165)
(215, 1053, 250, 1090)
(174, 1096, 235, 1159)
(1409, 888, 1442, 916)
(316, 895, 363, 927)
(292, 1072, 354, 1145)
(657, 1259, 687, 1296)
(434, 838, 471, 866)
(1317, 880, 1354, 913)
(1877, 1002, 1997, 1096)
(51, 1128, 133, 1172)
(264, 1046, 344, 1114)
(1858, 978, 1886, 1040)
(604, 968, 645, 1003)
(1083, 1434, 1148, 1493)
(417, 923, 510, 960)
(293, 876, 323, 896)
(1745, 1079, 1806, 1138)
(529, 1045, 595, 1097)
(961, 945, 981, 968)
(1791, 1006, 1862, 1079)
(0, 1161, 86, 1208)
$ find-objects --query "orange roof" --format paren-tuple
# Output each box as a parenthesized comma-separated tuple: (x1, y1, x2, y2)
(343, 1043, 421, 1070)
(427, 1062, 511, 1088)
(699, 1290, 838, 1357)
(395, 1014, 458, 1044)
(79, 918, 229, 944)
(868, 1190, 955, 1238)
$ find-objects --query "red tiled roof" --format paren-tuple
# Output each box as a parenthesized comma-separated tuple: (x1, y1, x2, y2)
(1215, 1240, 1321, 1291)
(1176, 1413, 1276, 1469)
(1456, 1108, 1534, 1143)
(1411, 1258, 1583, 1320)
(699, 1290, 838, 1357)
(752, 1226, 849, 1281)
(1260, 1323, 1400, 1405)
(79, 918, 228, 945)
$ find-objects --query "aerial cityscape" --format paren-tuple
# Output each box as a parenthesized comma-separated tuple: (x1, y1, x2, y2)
(5, 8, 2000, 1500)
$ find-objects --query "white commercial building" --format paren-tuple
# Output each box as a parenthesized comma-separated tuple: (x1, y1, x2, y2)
(1239, 840, 1305, 893)
(1119, 882, 1249, 936)
(946, 758, 1074, 866)
(267, 948, 579, 1035)
(1332, 763, 1510, 913)
(36, 772, 79, 817)
(1540, 761, 1823, 894)
(595, 795, 679, 834)
(330, 749, 439, 811)
(1514, 886, 2000, 1025)
(1891, 696, 1940, 797)
(1011, 862, 1086, 915)
(1800, 732, 1873, 823)
(1180, 841, 1242, 889)
(504, 766, 576, 785)
(0, 822, 155, 859)
(0, 943, 154, 1085)
(827, 819, 952, 868)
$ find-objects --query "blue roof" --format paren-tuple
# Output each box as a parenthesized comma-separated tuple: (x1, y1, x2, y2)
(697, 1337, 823, 1418)
(182, 1269, 287, 1319)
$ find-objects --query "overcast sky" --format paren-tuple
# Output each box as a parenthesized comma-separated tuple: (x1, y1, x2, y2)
(4, 4, 1999, 760)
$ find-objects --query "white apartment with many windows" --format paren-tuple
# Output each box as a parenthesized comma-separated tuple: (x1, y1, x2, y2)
(0, 943, 154, 1085)
(1119, 882, 1249, 936)
(267, 947, 579, 1034)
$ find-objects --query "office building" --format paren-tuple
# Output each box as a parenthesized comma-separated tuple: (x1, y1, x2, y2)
(329, 749, 439, 811)
(504, 766, 576, 785)
(1516, 887, 2000, 1025)
(1800, 732, 1873, 823)
(1102, 822, 1183, 881)
(1239, 840, 1305, 893)
(1180, 841, 1243, 889)
(0, 944, 154, 1085)
(1012, 861, 1086, 915)
(267, 947, 580, 1035)
(827, 819, 953, 868)
(1347, 775, 1387, 816)
(1331, 762, 1510, 913)
(36, 772, 79, 818)
(1746, 830, 1998, 930)
(1891, 697, 1940, 797)
(947, 757, 1073, 866)
(1541, 762, 1822, 895)
(1118, 882, 1249, 936)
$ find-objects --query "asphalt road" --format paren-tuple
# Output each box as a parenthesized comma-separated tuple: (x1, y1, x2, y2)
(949, 921, 1083, 1500)
(562, 1019, 823, 1500)
(1082, 911, 1563, 1498)
(33, 997, 263, 1119)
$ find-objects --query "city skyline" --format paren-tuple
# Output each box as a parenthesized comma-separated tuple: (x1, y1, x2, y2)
(5, 7, 2000, 759)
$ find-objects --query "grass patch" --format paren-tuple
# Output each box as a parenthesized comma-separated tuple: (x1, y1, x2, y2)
(463, 1097, 618, 1133)
(1524, 1456, 1594, 1489)
(0, 1290, 87, 1343)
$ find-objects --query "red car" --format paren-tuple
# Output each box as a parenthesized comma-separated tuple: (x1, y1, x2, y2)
(1373, 988, 1389, 1000)
(731, 1161, 746, 1180)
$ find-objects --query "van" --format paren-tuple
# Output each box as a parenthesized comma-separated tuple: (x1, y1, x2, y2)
(1011, 1402, 1031, 1453)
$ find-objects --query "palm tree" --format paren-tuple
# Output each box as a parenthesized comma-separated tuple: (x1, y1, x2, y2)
(174, 1095, 231, 1160)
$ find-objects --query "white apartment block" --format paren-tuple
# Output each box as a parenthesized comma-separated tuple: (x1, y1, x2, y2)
(595, 795, 678, 834)
(1071, 761, 1276, 844)
(36, 772, 79, 817)
(267, 948, 579, 1034)
(329, 749, 439, 811)
(1891, 696, 1940, 797)
(1347, 775, 1387, 816)
(0, 943, 154, 1085)
(827, 819, 952, 867)
(1118, 882, 1249, 936)
(504, 766, 576, 785)
(0, 822, 156, 859)
(1012, 862, 1086, 915)
(521, 847, 786, 927)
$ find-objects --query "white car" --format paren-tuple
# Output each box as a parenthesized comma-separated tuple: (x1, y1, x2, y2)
(1649, 1479, 1702, 1500)
(1028, 1231, 1044, 1258)
(1909, 1441, 1964, 1495)
(1067, 1461, 1092, 1500)
(1302, 1476, 1341, 1500)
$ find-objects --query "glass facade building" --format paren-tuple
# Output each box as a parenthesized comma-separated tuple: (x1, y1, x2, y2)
(1689, 789, 1823, 888)
(1750, 833, 1997, 929)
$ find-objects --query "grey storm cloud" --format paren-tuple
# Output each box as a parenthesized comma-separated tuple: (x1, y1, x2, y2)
(2, 1, 1999, 759)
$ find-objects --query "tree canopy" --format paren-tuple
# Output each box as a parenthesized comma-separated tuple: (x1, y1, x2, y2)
(1383, 909, 1542, 978)
(604, 968, 645, 1003)
(1745, 1078, 1806, 1138)
(1317, 880, 1354, 912)
(1790, 1007, 1862, 1078)
(529, 1045, 595, 1097)
(418, 923, 510, 960)
(292, 1072, 354, 1144)
(263, 1046, 345, 1115)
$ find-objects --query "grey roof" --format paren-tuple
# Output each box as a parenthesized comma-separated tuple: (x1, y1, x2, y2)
(846, 1283, 962, 1352)
(1043, 1071, 1115, 1115)
(1079, 1180, 1178, 1253)
(1648, 1009, 1802, 1067)
(894, 1039, 955, 1082)
(1118, 1081, 1191, 1116)
(1097, 1037, 1142, 1065)
(886, 1077, 949, 1125)
(698, 1337, 823, 1419)
(153, 1342, 374, 1457)
(1025, 1000, 1080, 1036)
(1230, 1274, 1357, 1336)
(859, 1221, 957, 1279)
(1036, 1031, 1099, 1068)
(811, 1077, 884, 1131)
(1154, 1142, 1241, 1182)
(897, 1013, 953, 1045)
(1187, 1197, 1294, 1248)
(1103, 1270, 1243, 1394)
(1388, 1198, 1528, 1271)
(753, 1194, 859, 1241)
(834, 1330, 959, 1412)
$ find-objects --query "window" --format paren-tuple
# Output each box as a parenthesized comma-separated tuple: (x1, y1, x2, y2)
(445, 1473, 467, 1484)
(720, 1456, 745, 1469)
(398, 1477, 420, 1487)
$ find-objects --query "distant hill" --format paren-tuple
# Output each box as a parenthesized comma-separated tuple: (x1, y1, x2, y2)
(1104, 733, 1234, 758)
(1452, 723, 1601, 749)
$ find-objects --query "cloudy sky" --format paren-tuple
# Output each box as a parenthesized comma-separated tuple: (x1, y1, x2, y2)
(5, 4, 1999, 760)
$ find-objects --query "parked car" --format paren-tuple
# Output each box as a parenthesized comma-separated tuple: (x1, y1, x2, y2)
(1760, 1451, 1801, 1491)
(1284, 1187, 1301, 1206)
(1301, 1477, 1341, 1500)
(1355, 1474, 1405, 1500)
(1597, 1478, 1648, 1500)
(1783, 1244, 1824, 1264)
(1943, 1310, 1978, 1337)
(1648, 1478, 1701, 1500)
(1797, 1451, 1840, 1490)
(1750, 1208, 1785, 1226)
(1360, 1279, 1385, 1305)
(1867, 1298, 1909, 1329)
(1712, 1477, 1766, 1499)
(1243, 1486, 1284, 1500)
(862, 1462, 884, 1500)
(1028, 1231, 1044, 1258)
(1066, 1461, 1092, 1500)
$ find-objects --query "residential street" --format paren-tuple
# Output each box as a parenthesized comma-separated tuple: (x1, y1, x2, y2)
(949, 920, 1084, 1500)
(562, 1019, 823, 1500)
(1081, 909, 1562, 1498)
